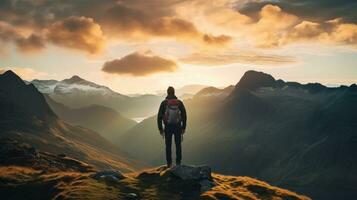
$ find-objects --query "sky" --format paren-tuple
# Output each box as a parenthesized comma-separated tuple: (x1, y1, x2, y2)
(0, 0, 357, 94)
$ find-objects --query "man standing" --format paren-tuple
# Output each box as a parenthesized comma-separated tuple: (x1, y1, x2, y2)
(157, 86, 187, 168)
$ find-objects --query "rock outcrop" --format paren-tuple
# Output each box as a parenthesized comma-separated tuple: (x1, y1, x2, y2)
(164, 165, 215, 192)
(91, 170, 126, 184)
(135, 165, 310, 200)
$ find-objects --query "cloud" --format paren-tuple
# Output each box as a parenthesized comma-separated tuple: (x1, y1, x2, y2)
(252, 4, 300, 48)
(97, 4, 232, 46)
(47, 16, 106, 54)
(203, 3, 357, 48)
(0, 14, 105, 54)
(102, 51, 178, 76)
(251, 5, 357, 48)
(237, 0, 357, 23)
(15, 34, 45, 53)
(0, 22, 45, 53)
(0, 0, 232, 55)
(1, 0, 357, 54)
(180, 51, 296, 66)
(0, 67, 48, 80)
(203, 34, 232, 46)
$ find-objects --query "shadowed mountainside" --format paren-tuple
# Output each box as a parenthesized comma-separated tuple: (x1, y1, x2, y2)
(0, 70, 139, 172)
(117, 70, 357, 200)
(44, 95, 137, 140)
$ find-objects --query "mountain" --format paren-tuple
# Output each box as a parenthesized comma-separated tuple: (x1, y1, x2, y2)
(32, 75, 121, 96)
(117, 70, 357, 200)
(44, 95, 137, 140)
(194, 85, 234, 99)
(0, 71, 309, 199)
(0, 139, 310, 199)
(31, 76, 162, 118)
(0, 70, 139, 172)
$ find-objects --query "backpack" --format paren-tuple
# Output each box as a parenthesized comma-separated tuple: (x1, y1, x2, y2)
(164, 99, 181, 125)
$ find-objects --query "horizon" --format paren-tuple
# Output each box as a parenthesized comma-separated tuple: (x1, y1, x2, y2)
(0, 69, 353, 96)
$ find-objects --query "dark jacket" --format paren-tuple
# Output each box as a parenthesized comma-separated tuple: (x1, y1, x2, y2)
(157, 95, 187, 131)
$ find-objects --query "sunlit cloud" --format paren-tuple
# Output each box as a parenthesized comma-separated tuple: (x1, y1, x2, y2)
(178, 0, 357, 49)
(250, 5, 357, 48)
(180, 50, 296, 66)
(0, 0, 232, 55)
(0, 21, 45, 53)
(16, 34, 45, 53)
(47, 16, 106, 54)
(198, 3, 357, 48)
(1, 0, 356, 56)
(238, 0, 357, 23)
(102, 51, 178, 76)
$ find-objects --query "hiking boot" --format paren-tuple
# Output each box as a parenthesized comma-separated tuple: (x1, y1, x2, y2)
(167, 163, 172, 168)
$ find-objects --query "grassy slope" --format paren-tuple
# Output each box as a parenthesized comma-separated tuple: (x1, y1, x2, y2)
(1, 120, 140, 172)
(0, 166, 310, 200)
(0, 137, 310, 200)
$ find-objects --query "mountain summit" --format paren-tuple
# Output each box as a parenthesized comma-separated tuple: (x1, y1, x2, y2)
(0, 70, 56, 124)
(62, 75, 86, 84)
(1, 70, 24, 85)
(236, 70, 276, 90)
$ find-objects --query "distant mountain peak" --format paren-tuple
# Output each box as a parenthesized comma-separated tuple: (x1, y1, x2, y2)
(69, 75, 83, 81)
(3, 70, 16, 76)
(0, 70, 26, 87)
(62, 75, 86, 84)
(1, 70, 21, 80)
(236, 70, 276, 90)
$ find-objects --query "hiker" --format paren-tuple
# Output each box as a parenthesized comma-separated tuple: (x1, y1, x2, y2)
(157, 86, 187, 168)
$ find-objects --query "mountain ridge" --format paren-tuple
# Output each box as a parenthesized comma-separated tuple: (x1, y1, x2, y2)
(0, 70, 140, 172)
(31, 75, 162, 118)
(44, 95, 137, 140)
(236, 70, 356, 93)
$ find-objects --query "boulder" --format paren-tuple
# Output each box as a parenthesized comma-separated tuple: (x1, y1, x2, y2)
(124, 193, 139, 200)
(164, 165, 214, 192)
(165, 165, 212, 181)
(199, 179, 215, 192)
(91, 170, 125, 184)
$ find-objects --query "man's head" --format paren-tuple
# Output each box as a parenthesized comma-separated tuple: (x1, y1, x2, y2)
(167, 86, 175, 96)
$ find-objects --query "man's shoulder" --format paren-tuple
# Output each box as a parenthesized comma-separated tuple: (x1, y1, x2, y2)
(160, 99, 167, 106)
(177, 99, 184, 105)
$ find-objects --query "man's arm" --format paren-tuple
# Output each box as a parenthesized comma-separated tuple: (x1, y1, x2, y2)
(179, 101, 187, 131)
(157, 101, 165, 131)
